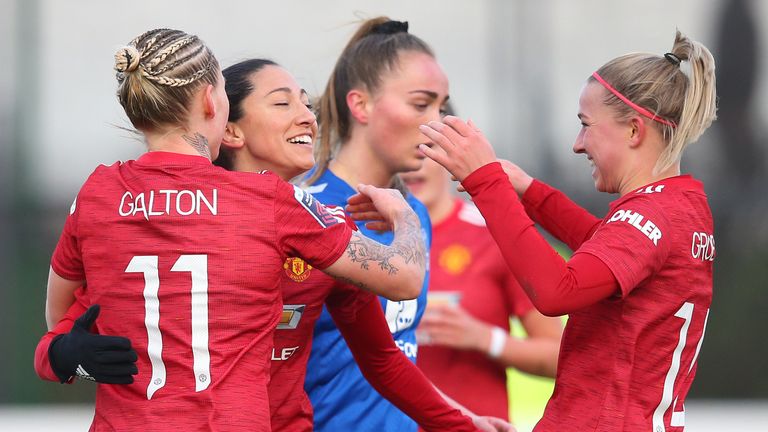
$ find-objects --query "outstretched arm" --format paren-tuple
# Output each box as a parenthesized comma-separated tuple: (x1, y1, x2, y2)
(419, 117, 619, 316)
(330, 298, 478, 432)
(324, 185, 426, 301)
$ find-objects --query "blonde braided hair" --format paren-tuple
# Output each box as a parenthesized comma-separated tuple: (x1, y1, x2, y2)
(114, 28, 220, 131)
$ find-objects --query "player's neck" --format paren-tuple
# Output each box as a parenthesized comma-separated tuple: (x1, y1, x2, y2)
(330, 140, 396, 189)
(145, 128, 214, 160)
(427, 194, 457, 225)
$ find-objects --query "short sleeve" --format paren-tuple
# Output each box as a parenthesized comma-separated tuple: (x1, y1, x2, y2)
(51, 195, 85, 281)
(578, 196, 671, 297)
(274, 181, 353, 270)
(326, 282, 378, 325)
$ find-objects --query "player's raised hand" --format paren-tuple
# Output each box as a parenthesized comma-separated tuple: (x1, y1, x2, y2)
(498, 159, 534, 197)
(418, 116, 498, 182)
(348, 184, 412, 231)
(48, 305, 138, 384)
(346, 191, 391, 232)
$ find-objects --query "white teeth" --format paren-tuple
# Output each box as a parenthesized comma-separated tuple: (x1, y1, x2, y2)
(288, 135, 312, 144)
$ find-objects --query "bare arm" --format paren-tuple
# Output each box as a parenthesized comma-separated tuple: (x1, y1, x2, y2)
(419, 305, 562, 378)
(45, 267, 83, 330)
(324, 185, 426, 301)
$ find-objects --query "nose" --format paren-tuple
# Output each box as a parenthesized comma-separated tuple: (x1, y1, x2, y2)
(573, 131, 585, 154)
(296, 103, 317, 126)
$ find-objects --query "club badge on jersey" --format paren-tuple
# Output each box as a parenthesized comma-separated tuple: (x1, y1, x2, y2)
(284, 257, 312, 282)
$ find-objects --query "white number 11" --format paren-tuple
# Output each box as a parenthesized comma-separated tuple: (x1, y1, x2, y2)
(126, 255, 211, 400)
(652, 301, 710, 431)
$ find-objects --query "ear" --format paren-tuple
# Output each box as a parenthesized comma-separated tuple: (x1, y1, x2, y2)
(346, 89, 371, 125)
(202, 84, 216, 119)
(628, 116, 646, 149)
(222, 122, 245, 150)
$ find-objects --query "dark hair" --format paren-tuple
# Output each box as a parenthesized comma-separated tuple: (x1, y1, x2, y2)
(306, 16, 434, 187)
(214, 59, 279, 170)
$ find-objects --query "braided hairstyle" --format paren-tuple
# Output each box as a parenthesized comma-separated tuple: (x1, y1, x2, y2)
(114, 28, 220, 131)
(589, 30, 717, 174)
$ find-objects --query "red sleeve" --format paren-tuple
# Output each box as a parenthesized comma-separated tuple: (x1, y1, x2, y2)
(504, 269, 535, 318)
(325, 282, 377, 325)
(34, 287, 89, 382)
(51, 196, 85, 281)
(462, 162, 620, 316)
(331, 300, 478, 432)
(274, 181, 352, 270)
(521, 179, 601, 250)
(578, 196, 671, 297)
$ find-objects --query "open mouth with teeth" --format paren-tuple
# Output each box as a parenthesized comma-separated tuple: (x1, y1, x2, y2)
(288, 135, 313, 146)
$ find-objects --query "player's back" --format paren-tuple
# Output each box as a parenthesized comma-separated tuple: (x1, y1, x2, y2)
(55, 152, 293, 431)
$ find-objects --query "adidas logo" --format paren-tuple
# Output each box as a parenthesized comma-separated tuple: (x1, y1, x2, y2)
(75, 364, 95, 381)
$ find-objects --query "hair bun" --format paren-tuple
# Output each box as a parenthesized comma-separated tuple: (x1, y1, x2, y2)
(114, 45, 141, 73)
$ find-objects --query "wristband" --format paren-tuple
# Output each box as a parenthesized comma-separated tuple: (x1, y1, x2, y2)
(487, 326, 507, 358)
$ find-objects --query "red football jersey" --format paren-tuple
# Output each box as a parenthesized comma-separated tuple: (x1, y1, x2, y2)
(417, 199, 533, 419)
(50, 152, 352, 431)
(536, 175, 714, 431)
(268, 258, 376, 432)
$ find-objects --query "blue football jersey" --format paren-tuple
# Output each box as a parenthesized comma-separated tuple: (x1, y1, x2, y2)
(303, 168, 431, 432)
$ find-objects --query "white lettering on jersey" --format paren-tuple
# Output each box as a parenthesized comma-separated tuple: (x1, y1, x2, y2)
(271, 346, 300, 361)
(119, 189, 217, 220)
(70, 197, 77, 215)
(691, 232, 715, 261)
(607, 209, 662, 245)
(395, 340, 418, 358)
(385, 299, 418, 333)
(636, 185, 666, 194)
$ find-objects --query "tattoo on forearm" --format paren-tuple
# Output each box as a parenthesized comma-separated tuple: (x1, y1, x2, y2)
(182, 132, 211, 159)
(344, 209, 426, 276)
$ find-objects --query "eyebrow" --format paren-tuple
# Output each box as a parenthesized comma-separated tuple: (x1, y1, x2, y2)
(266, 87, 310, 99)
(408, 90, 450, 103)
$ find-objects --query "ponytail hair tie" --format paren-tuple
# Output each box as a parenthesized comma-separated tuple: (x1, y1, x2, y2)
(371, 20, 409, 35)
(664, 52, 681, 66)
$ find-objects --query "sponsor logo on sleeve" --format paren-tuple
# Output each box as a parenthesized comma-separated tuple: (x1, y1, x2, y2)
(607, 209, 663, 245)
(70, 197, 77, 215)
(283, 257, 313, 282)
(292, 185, 342, 228)
(691, 232, 715, 261)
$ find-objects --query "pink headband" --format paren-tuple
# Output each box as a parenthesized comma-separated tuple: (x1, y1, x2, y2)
(591, 72, 677, 128)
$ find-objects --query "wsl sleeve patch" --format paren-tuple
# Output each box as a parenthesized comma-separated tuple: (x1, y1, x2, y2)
(292, 185, 341, 228)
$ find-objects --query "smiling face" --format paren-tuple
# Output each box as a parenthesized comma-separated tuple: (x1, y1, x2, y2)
(573, 82, 631, 193)
(364, 51, 450, 176)
(234, 65, 316, 179)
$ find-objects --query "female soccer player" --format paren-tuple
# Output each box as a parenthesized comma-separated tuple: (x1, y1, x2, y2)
(402, 144, 562, 420)
(43, 28, 427, 431)
(417, 30, 716, 431)
(300, 17, 450, 432)
(37, 57, 498, 431)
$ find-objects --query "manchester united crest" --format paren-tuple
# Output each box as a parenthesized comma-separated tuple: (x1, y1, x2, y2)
(439, 244, 472, 275)
(284, 257, 312, 282)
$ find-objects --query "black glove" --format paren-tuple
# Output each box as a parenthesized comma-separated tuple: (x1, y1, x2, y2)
(48, 304, 138, 384)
